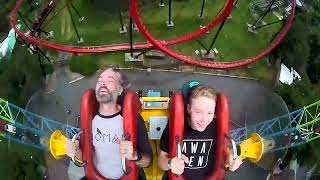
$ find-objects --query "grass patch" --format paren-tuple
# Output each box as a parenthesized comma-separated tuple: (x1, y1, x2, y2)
(21, 0, 282, 80)
(70, 55, 99, 76)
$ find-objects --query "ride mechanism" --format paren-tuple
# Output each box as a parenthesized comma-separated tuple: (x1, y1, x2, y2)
(0, 88, 319, 179)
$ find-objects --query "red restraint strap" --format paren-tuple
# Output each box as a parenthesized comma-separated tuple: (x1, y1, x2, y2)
(169, 92, 185, 180)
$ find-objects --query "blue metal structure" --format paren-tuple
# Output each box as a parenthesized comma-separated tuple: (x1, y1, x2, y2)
(230, 100, 320, 152)
(0, 97, 319, 152)
(0, 98, 79, 150)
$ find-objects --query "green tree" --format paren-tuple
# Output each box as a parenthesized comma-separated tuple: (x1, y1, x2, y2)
(0, 139, 45, 180)
(273, 13, 310, 73)
(272, 1, 320, 83)
(0, 45, 52, 106)
(307, 33, 320, 84)
(275, 79, 320, 110)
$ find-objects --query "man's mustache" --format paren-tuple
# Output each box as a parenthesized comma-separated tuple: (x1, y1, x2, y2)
(98, 86, 110, 93)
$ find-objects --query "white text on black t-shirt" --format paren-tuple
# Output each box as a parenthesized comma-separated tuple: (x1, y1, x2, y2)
(182, 139, 213, 169)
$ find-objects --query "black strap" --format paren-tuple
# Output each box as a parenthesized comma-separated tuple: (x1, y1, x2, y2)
(133, 151, 142, 162)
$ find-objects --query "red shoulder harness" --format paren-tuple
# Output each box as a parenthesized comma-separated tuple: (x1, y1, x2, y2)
(80, 89, 140, 180)
(169, 92, 230, 180)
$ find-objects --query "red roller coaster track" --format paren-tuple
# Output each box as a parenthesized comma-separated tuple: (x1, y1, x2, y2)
(10, 0, 233, 54)
(10, 0, 295, 69)
(131, 0, 296, 69)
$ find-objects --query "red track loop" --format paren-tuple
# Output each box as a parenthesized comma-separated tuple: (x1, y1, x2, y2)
(131, 0, 296, 69)
(10, 0, 232, 54)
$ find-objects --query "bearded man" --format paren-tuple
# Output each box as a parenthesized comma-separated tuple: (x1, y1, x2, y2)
(68, 68, 152, 180)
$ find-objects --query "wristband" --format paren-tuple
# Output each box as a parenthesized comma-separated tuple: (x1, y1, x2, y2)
(133, 151, 142, 162)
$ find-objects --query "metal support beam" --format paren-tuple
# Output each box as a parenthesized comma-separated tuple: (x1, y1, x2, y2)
(44, 3, 69, 29)
(129, 18, 134, 57)
(195, 39, 208, 52)
(159, 0, 165, 7)
(36, 50, 46, 78)
(169, 0, 172, 23)
(69, 1, 82, 19)
(166, 0, 174, 27)
(253, 18, 286, 30)
(119, 9, 125, 32)
(199, 0, 206, 18)
(251, 0, 277, 28)
(67, 3, 82, 43)
(18, 11, 32, 32)
(206, 18, 227, 55)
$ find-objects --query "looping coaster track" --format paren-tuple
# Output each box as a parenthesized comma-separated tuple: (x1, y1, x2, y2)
(10, 0, 296, 69)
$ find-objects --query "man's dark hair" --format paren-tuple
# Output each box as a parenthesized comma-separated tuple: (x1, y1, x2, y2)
(111, 68, 131, 89)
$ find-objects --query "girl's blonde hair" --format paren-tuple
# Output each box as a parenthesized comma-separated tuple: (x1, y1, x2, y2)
(189, 85, 217, 104)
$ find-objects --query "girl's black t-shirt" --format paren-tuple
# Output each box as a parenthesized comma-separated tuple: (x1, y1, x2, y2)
(160, 119, 217, 180)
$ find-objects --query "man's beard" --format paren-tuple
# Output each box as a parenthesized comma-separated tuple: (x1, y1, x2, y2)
(96, 89, 117, 104)
(96, 93, 113, 104)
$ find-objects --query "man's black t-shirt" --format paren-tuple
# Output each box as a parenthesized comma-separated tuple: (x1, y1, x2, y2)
(160, 119, 217, 180)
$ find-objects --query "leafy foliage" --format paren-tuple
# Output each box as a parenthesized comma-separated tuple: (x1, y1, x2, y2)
(273, 1, 320, 168)
(272, 0, 320, 84)
(0, 45, 53, 107)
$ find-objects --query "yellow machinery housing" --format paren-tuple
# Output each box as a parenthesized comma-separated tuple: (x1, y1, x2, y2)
(140, 95, 170, 180)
